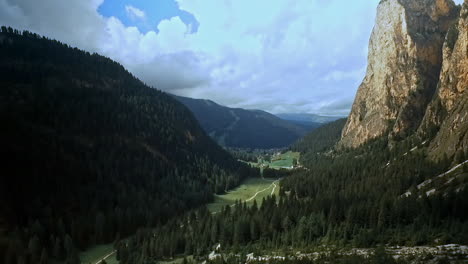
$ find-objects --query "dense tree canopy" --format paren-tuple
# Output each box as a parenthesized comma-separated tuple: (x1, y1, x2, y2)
(0, 27, 258, 264)
(125, 116, 468, 264)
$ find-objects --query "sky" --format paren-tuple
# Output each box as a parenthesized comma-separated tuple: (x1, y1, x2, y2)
(0, 0, 463, 115)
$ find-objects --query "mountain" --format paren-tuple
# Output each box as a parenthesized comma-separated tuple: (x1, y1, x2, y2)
(0, 28, 258, 264)
(341, 0, 460, 149)
(96, 1, 468, 262)
(419, 1, 468, 160)
(173, 95, 315, 149)
(340, 0, 467, 161)
(276, 113, 344, 124)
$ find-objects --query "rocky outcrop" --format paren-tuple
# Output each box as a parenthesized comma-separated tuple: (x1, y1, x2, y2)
(420, 1, 468, 160)
(340, 0, 458, 148)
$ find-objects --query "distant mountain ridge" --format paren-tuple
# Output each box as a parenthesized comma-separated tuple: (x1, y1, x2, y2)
(173, 96, 320, 149)
(276, 113, 345, 124)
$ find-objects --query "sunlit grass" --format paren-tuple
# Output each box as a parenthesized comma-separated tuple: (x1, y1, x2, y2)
(269, 151, 300, 168)
(207, 177, 279, 213)
(80, 243, 117, 264)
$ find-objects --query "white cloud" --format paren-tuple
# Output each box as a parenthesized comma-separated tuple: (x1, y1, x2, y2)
(125, 5, 145, 20)
(321, 67, 367, 84)
(172, 0, 379, 114)
(0, 0, 382, 115)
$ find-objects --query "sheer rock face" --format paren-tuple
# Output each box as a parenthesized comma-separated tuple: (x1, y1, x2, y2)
(340, 0, 458, 148)
(421, 1, 468, 159)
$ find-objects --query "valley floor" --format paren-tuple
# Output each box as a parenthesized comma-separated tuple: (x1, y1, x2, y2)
(79, 176, 281, 263)
(247, 151, 300, 170)
(79, 243, 117, 264)
(207, 177, 279, 213)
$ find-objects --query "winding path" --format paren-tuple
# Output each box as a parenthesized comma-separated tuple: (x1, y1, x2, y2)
(211, 179, 279, 214)
(245, 180, 278, 202)
(270, 181, 277, 196)
(94, 250, 116, 264)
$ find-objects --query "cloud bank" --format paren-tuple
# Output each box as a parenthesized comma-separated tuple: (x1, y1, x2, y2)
(6, 0, 459, 115)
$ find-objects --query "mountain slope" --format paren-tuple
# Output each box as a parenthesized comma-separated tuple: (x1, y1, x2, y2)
(292, 118, 347, 155)
(125, 113, 468, 264)
(339, 0, 467, 162)
(419, 1, 468, 160)
(173, 95, 313, 149)
(340, 0, 459, 148)
(0, 28, 258, 264)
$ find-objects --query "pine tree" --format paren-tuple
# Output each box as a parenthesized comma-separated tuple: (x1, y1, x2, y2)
(39, 248, 48, 264)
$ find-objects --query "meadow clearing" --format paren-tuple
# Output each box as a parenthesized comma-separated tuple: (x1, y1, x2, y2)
(207, 177, 279, 213)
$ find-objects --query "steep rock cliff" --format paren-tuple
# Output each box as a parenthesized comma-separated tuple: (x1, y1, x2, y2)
(340, 0, 458, 148)
(421, 1, 468, 159)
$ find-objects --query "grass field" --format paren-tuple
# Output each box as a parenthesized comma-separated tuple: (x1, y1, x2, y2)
(78, 177, 282, 263)
(207, 177, 279, 213)
(269, 151, 300, 168)
(80, 243, 118, 264)
(247, 151, 300, 170)
(79, 154, 295, 262)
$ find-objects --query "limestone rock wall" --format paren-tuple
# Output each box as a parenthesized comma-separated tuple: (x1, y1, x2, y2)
(340, 0, 458, 148)
(422, 0, 468, 159)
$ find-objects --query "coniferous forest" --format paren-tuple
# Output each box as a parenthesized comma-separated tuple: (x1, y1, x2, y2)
(120, 120, 468, 264)
(0, 28, 258, 264)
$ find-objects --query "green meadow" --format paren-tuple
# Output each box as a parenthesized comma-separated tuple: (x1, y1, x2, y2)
(207, 177, 279, 213)
(249, 151, 300, 169)
(80, 243, 117, 264)
(268, 151, 300, 168)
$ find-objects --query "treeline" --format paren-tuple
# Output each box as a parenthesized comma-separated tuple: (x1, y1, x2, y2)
(118, 179, 468, 264)
(281, 131, 468, 247)
(263, 168, 295, 179)
(228, 149, 259, 163)
(0, 27, 258, 264)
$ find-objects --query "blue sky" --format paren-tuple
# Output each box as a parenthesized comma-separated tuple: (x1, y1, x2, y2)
(0, 0, 464, 115)
(98, 0, 199, 33)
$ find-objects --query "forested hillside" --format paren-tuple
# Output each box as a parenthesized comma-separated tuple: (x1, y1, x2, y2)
(124, 117, 468, 263)
(292, 119, 346, 156)
(174, 95, 317, 149)
(0, 27, 258, 264)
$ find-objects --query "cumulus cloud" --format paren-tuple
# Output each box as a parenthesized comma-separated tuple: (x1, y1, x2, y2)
(125, 5, 146, 20)
(129, 51, 211, 91)
(0, 0, 106, 52)
(0, 0, 383, 115)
